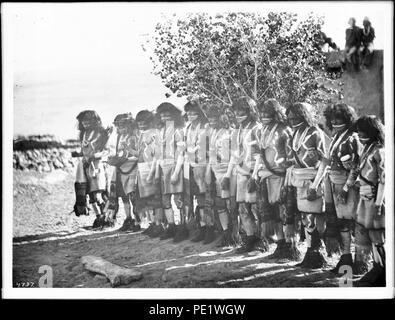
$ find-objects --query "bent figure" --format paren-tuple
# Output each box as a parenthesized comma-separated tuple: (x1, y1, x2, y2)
(344, 17, 362, 70)
(359, 17, 375, 68)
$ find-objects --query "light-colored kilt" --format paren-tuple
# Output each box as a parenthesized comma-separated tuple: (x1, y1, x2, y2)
(267, 175, 284, 204)
(160, 160, 183, 194)
(290, 168, 323, 213)
(329, 170, 358, 220)
(191, 164, 207, 194)
(356, 197, 385, 230)
(211, 163, 231, 199)
(75, 159, 107, 192)
(137, 162, 160, 198)
(236, 162, 256, 203)
(355, 222, 385, 249)
(118, 160, 138, 195)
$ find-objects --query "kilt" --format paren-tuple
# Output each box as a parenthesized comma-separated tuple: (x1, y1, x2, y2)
(211, 163, 231, 199)
(159, 160, 183, 194)
(137, 162, 160, 198)
(75, 159, 107, 193)
(356, 198, 385, 229)
(236, 174, 256, 203)
(117, 160, 138, 196)
(356, 182, 385, 229)
(184, 164, 206, 207)
(184, 163, 206, 194)
(266, 175, 284, 204)
(329, 170, 358, 220)
(289, 168, 323, 213)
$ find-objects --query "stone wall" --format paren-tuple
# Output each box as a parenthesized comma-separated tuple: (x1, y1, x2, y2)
(13, 135, 80, 172)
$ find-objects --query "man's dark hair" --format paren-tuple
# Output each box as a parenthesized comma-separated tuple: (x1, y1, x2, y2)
(156, 102, 184, 128)
(257, 98, 287, 125)
(323, 103, 357, 131)
(355, 115, 385, 145)
(286, 102, 316, 127)
(76, 110, 105, 142)
(113, 112, 136, 133)
(232, 97, 251, 113)
(183, 101, 208, 124)
(136, 110, 155, 128)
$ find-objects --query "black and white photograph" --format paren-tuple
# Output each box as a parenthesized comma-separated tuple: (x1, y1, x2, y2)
(2, 1, 394, 299)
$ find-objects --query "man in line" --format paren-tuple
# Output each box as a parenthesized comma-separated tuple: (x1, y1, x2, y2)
(72, 110, 111, 229)
(255, 98, 300, 261)
(182, 101, 214, 242)
(155, 102, 186, 241)
(106, 113, 141, 232)
(314, 104, 361, 273)
(354, 115, 385, 287)
(224, 97, 262, 253)
(135, 110, 164, 238)
(286, 102, 328, 268)
(205, 106, 236, 246)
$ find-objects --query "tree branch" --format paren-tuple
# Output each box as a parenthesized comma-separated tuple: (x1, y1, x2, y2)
(257, 83, 273, 101)
(253, 59, 258, 100)
(265, 52, 284, 98)
(194, 80, 232, 106)
(220, 77, 233, 105)
(210, 54, 253, 101)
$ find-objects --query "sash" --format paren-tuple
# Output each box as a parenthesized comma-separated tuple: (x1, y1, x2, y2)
(261, 148, 286, 177)
(291, 126, 310, 168)
(328, 128, 350, 171)
(328, 170, 348, 185)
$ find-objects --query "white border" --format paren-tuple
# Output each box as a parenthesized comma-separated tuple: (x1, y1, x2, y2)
(2, 1, 394, 299)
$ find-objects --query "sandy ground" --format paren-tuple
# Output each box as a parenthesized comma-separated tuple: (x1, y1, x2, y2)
(13, 169, 344, 288)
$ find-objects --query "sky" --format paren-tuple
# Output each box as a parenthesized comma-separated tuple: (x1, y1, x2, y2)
(4, 2, 393, 139)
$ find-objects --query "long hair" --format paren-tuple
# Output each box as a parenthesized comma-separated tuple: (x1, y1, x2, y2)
(232, 97, 257, 124)
(286, 102, 316, 127)
(156, 102, 184, 129)
(113, 113, 136, 135)
(136, 110, 155, 129)
(257, 98, 287, 125)
(76, 110, 105, 142)
(184, 101, 208, 125)
(355, 115, 385, 146)
(205, 105, 230, 129)
(323, 103, 357, 131)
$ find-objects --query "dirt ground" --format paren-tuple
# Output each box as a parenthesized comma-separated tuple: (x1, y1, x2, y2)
(13, 169, 344, 288)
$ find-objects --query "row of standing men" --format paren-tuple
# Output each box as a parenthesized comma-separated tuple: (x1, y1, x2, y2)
(72, 97, 385, 287)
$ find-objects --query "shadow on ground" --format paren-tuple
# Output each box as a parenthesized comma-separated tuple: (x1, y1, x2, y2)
(13, 227, 341, 288)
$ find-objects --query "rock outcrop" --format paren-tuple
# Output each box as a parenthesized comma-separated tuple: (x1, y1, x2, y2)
(13, 135, 80, 172)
